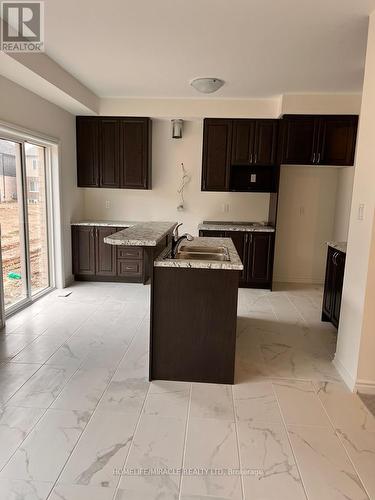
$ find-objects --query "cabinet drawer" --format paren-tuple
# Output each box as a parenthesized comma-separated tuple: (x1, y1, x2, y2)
(117, 259, 143, 277)
(117, 247, 143, 260)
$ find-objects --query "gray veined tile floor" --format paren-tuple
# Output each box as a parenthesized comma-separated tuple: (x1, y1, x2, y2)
(0, 282, 374, 500)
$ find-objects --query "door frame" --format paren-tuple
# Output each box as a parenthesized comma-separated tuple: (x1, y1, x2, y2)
(0, 120, 62, 318)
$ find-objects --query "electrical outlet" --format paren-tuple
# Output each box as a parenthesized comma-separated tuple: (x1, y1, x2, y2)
(221, 203, 230, 213)
(105, 200, 110, 209)
(358, 203, 365, 221)
(299, 206, 305, 216)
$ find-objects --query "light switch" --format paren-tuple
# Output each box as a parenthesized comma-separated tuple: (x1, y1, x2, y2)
(250, 174, 257, 183)
(358, 203, 365, 220)
(105, 200, 110, 209)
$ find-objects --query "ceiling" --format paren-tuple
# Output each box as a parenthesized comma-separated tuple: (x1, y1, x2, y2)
(43, 0, 375, 98)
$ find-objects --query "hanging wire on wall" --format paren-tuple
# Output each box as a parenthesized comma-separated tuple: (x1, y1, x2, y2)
(177, 162, 191, 211)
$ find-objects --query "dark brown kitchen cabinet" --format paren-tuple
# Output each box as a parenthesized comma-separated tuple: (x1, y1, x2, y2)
(247, 232, 274, 285)
(231, 119, 278, 166)
(100, 119, 120, 188)
(199, 229, 275, 289)
(76, 116, 151, 190)
(72, 226, 148, 283)
(201, 119, 232, 191)
(95, 227, 117, 276)
(72, 226, 96, 276)
(322, 246, 346, 328)
(281, 115, 358, 166)
(76, 118, 100, 187)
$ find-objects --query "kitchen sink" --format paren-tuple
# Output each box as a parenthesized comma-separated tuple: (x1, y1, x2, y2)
(175, 245, 230, 261)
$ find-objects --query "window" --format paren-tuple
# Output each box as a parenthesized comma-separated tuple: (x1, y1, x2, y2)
(0, 137, 53, 314)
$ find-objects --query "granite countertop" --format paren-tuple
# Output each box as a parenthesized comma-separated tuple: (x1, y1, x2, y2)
(198, 221, 275, 233)
(71, 220, 134, 227)
(103, 222, 177, 247)
(154, 237, 244, 271)
(327, 241, 347, 254)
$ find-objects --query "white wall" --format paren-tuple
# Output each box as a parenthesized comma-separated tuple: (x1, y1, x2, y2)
(0, 75, 80, 284)
(335, 12, 375, 391)
(333, 167, 355, 241)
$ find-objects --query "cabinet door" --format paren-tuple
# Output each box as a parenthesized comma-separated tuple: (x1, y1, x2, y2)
(95, 227, 117, 276)
(231, 120, 255, 165)
(247, 232, 274, 285)
(318, 116, 358, 166)
(199, 230, 225, 238)
(72, 226, 96, 275)
(225, 231, 247, 284)
(281, 116, 319, 164)
(202, 119, 232, 191)
(76, 117, 99, 187)
(121, 118, 151, 189)
(322, 247, 335, 319)
(332, 251, 346, 328)
(100, 119, 120, 188)
(253, 120, 278, 165)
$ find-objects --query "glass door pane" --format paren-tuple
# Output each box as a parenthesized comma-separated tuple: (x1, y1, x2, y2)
(24, 143, 50, 296)
(0, 138, 27, 311)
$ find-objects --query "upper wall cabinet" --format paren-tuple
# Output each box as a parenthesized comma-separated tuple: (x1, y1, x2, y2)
(281, 115, 358, 166)
(76, 116, 152, 189)
(231, 119, 278, 166)
(201, 119, 233, 191)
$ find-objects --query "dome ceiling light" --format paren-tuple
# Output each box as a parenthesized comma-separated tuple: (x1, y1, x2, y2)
(190, 78, 225, 94)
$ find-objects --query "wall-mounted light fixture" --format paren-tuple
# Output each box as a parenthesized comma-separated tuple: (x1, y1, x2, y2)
(172, 119, 183, 139)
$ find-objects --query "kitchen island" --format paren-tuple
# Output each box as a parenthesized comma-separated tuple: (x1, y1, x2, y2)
(150, 237, 243, 384)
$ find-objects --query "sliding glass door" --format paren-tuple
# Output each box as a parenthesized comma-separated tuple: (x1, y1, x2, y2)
(0, 137, 52, 315)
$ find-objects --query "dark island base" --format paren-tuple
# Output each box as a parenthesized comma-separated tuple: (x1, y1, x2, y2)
(150, 267, 239, 384)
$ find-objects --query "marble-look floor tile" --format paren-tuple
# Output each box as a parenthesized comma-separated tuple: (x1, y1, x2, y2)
(116, 489, 178, 500)
(233, 381, 282, 423)
(7, 365, 77, 408)
(0, 335, 39, 362)
(51, 365, 114, 412)
(49, 484, 115, 500)
(273, 379, 331, 426)
(10, 335, 65, 364)
(0, 363, 41, 405)
(336, 427, 375, 499)
(0, 409, 89, 482)
(238, 420, 305, 500)
(180, 496, 233, 500)
(0, 479, 53, 499)
(190, 384, 234, 421)
(359, 393, 375, 418)
(0, 406, 45, 471)
(288, 425, 368, 500)
(182, 417, 242, 499)
(315, 382, 375, 431)
(119, 414, 186, 497)
(45, 335, 103, 369)
(59, 410, 138, 488)
(143, 383, 190, 418)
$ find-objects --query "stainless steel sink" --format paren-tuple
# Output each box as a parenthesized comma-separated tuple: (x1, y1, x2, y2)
(175, 245, 230, 262)
(178, 245, 228, 254)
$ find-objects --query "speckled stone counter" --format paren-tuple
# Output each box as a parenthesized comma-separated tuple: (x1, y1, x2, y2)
(327, 241, 347, 254)
(71, 220, 134, 228)
(154, 237, 244, 271)
(103, 222, 177, 247)
(71, 221, 177, 247)
(198, 221, 275, 233)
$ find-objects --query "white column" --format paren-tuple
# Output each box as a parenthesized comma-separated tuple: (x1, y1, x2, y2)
(334, 11, 375, 392)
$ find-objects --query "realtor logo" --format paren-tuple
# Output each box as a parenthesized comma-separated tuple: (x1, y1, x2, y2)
(1, 1, 44, 52)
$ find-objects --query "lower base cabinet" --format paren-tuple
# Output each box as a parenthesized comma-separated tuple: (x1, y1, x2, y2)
(199, 230, 275, 289)
(72, 226, 148, 283)
(322, 246, 346, 328)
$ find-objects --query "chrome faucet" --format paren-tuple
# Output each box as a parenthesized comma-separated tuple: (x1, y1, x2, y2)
(171, 223, 194, 258)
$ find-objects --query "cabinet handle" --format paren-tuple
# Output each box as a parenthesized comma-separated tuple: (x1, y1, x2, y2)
(312, 152, 316, 163)
(333, 251, 338, 265)
(249, 152, 253, 163)
(317, 152, 321, 164)
(254, 153, 257, 163)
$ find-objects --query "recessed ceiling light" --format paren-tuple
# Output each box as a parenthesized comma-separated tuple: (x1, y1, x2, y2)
(190, 78, 225, 94)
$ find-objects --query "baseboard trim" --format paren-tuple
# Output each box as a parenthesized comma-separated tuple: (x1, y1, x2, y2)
(273, 276, 324, 285)
(63, 274, 74, 288)
(355, 380, 375, 395)
(333, 355, 356, 392)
